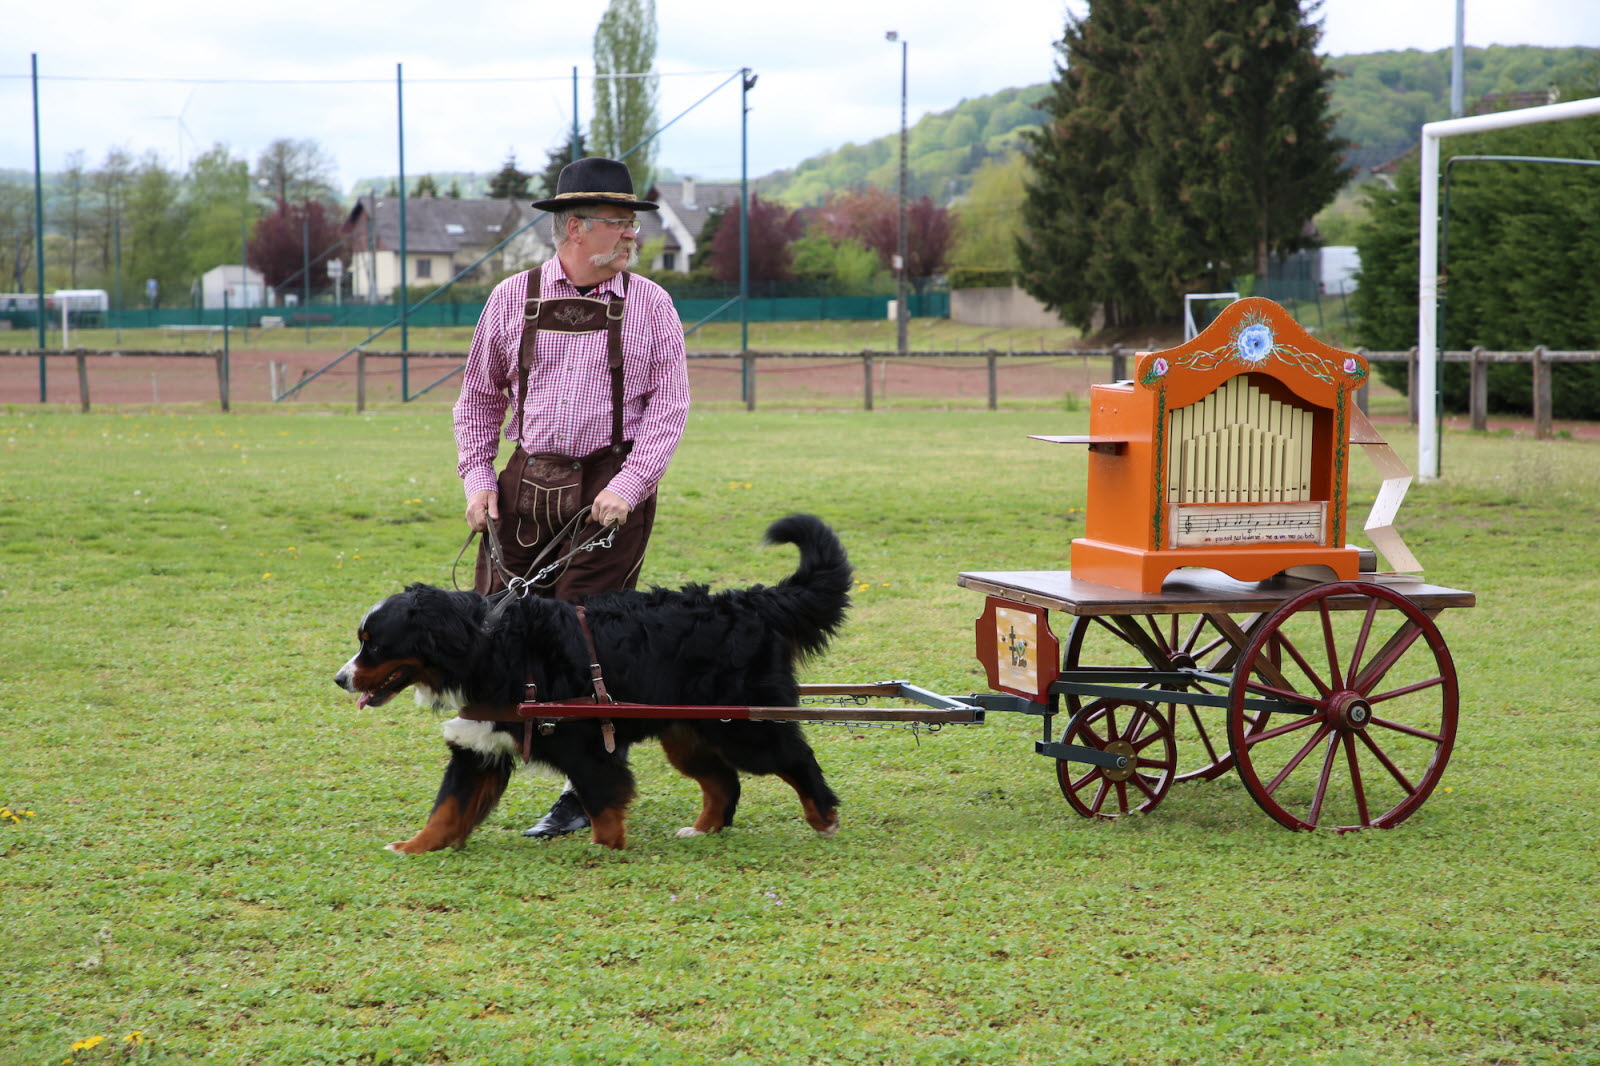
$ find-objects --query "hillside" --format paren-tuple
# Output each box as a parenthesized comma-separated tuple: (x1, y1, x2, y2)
(753, 44, 1598, 208)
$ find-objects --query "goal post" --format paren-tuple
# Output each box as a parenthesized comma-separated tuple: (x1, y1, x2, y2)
(1417, 95, 1600, 480)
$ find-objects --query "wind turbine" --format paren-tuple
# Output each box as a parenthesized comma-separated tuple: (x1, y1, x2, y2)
(148, 89, 200, 171)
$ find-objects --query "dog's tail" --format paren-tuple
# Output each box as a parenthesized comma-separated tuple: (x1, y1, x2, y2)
(764, 513, 853, 658)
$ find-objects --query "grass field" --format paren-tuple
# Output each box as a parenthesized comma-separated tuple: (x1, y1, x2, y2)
(2, 406, 1597, 1064)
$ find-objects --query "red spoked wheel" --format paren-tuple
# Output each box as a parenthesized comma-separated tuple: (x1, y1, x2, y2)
(1056, 698, 1177, 819)
(1064, 614, 1266, 782)
(1227, 582, 1460, 832)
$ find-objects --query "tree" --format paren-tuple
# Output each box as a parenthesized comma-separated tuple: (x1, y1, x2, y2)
(789, 232, 885, 295)
(1352, 115, 1600, 419)
(487, 154, 533, 200)
(122, 152, 192, 307)
(949, 154, 1030, 279)
(247, 199, 343, 297)
(183, 145, 253, 280)
(1019, 0, 1349, 329)
(86, 147, 135, 278)
(592, 0, 658, 196)
(254, 138, 339, 205)
(0, 181, 36, 293)
(813, 188, 955, 289)
(413, 174, 440, 198)
(537, 133, 588, 200)
(707, 195, 801, 284)
(57, 151, 88, 287)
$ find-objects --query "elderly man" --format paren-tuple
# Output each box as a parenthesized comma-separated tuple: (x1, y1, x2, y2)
(453, 157, 690, 838)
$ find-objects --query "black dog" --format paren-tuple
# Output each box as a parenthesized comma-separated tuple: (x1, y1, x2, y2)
(335, 514, 851, 852)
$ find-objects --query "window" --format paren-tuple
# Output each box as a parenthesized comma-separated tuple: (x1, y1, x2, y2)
(445, 224, 465, 235)
(662, 252, 677, 272)
(415, 258, 433, 279)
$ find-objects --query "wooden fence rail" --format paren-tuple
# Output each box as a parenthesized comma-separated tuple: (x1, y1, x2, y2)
(5, 347, 1596, 437)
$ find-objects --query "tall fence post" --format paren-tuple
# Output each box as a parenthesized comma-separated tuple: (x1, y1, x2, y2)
(1407, 346, 1419, 426)
(862, 352, 874, 411)
(214, 352, 229, 413)
(1532, 345, 1551, 440)
(742, 353, 755, 412)
(76, 353, 89, 412)
(1109, 344, 1125, 383)
(1469, 346, 1487, 431)
(357, 350, 367, 413)
(986, 351, 998, 410)
(1354, 347, 1369, 415)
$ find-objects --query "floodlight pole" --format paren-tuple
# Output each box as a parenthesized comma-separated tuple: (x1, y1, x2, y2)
(740, 68, 754, 375)
(397, 62, 410, 396)
(31, 54, 47, 395)
(1417, 95, 1600, 481)
(885, 32, 909, 359)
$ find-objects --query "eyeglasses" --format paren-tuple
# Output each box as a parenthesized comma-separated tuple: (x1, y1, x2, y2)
(577, 216, 642, 233)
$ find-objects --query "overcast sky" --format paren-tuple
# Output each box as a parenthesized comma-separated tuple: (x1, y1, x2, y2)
(4, 0, 1599, 192)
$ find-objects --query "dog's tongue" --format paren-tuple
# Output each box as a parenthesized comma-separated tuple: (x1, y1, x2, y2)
(357, 692, 373, 710)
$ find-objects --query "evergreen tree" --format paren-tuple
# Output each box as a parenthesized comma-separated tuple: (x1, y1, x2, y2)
(1352, 115, 1600, 419)
(592, 0, 658, 196)
(537, 134, 588, 201)
(1020, 0, 1349, 329)
(488, 154, 533, 200)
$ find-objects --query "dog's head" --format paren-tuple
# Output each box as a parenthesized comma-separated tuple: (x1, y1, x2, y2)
(334, 585, 485, 709)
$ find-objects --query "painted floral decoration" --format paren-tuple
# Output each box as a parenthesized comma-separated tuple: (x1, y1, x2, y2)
(1140, 357, 1170, 386)
(1236, 322, 1275, 363)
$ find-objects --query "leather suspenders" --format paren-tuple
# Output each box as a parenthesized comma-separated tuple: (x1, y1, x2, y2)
(514, 270, 630, 452)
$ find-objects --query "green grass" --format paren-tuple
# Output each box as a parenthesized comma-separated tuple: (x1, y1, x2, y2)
(2, 408, 1597, 1065)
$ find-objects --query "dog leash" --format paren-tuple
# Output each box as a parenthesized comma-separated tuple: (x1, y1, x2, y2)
(452, 509, 619, 601)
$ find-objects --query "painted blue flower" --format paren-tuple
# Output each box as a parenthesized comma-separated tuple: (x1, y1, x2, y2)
(1236, 323, 1274, 363)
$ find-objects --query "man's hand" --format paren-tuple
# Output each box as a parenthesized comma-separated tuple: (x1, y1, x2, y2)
(466, 489, 499, 532)
(591, 489, 631, 528)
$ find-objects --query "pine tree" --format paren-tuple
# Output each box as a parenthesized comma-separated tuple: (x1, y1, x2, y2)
(1020, 0, 1349, 329)
(487, 154, 532, 200)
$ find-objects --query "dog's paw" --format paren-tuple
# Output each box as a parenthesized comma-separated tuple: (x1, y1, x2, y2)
(675, 826, 706, 839)
(384, 839, 434, 855)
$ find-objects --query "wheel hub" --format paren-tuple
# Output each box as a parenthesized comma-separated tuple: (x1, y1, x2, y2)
(1329, 692, 1373, 731)
(1104, 740, 1136, 781)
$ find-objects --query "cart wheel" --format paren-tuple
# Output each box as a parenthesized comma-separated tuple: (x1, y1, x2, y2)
(1056, 698, 1177, 819)
(1064, 614, 1266, 783)
(1227, 581, 1459, 831)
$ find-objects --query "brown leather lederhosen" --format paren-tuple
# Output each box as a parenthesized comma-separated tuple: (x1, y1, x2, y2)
(474, 271, 658, 600)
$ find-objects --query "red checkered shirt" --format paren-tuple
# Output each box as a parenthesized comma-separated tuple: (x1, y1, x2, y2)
(452, 258, 690, 507)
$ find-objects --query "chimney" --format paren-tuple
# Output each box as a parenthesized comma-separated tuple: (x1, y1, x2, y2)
(683, 176, 696, 210)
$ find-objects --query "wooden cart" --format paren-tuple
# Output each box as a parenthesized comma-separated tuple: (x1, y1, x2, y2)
(961, 569, 1474, 831)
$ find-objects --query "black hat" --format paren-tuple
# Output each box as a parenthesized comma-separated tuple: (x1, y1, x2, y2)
(531, 157, 658, 212)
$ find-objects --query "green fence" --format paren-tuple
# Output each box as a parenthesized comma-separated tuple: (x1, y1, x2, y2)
(26, 291, 953, 333)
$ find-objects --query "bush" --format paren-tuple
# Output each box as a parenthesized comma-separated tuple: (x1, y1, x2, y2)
(947, 267, 1015, 290)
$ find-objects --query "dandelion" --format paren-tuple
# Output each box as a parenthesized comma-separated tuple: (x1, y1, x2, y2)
(262, 573, 273, 579)
(70, 1036, 105, 1053)
(125, 1031, 145, 1046)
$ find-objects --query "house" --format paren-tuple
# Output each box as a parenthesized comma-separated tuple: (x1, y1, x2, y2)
(642, 178, 744, 273)
(200, 266, 270, 310)
(344, 196, 552, 300)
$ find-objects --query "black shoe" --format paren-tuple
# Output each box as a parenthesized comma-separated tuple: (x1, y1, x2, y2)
(522, 791, 591, 838)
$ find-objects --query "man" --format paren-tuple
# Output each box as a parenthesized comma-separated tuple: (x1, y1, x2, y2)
(453, 157, 690, 838)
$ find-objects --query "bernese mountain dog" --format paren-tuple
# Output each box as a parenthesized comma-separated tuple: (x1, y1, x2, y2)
(335, 514, 851, 853)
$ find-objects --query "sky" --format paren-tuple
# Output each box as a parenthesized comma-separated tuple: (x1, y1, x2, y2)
(4, 0, 1599, 193)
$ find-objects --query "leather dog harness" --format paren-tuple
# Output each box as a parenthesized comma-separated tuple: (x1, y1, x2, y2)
(460, 605, 616, 762)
